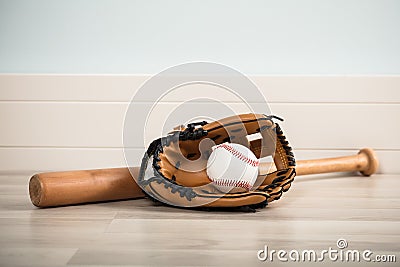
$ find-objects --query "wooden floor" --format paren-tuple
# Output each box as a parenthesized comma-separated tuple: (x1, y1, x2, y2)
(0, 173, 399, 266)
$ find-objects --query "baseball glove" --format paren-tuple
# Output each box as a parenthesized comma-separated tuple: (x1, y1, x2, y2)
(137, 113, 296, 210)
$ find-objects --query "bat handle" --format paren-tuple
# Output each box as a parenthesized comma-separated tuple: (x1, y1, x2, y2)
(296, 148, 379, 176)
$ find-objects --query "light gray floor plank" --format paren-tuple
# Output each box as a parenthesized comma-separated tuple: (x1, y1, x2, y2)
(0, 174, 399, 266)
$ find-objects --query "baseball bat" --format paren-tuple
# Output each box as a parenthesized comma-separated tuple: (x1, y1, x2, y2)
(29, 148, 378, 208)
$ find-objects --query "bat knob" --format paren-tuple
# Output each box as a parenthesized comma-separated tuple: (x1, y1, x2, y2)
(358, 148, 379, 176)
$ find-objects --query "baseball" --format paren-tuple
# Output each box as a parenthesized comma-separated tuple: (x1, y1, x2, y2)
(206, 143, 260, 193)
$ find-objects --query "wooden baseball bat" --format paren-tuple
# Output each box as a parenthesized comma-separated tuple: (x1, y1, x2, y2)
(29, 148, 378, 208)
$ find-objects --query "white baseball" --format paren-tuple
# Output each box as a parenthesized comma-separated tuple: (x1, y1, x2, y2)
(206, 143, 260, 193)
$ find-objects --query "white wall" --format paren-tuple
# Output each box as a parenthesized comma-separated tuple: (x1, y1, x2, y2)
(0, 74, 399, 174)
(0, 1, 399, 174)
(0, 0, 399, 74)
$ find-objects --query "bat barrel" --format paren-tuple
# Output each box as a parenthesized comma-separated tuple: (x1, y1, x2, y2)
(29, 167, 144, 207)
(296, 148, 379, 176)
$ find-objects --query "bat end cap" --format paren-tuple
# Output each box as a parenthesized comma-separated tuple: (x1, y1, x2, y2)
(29, 174, 43, 207)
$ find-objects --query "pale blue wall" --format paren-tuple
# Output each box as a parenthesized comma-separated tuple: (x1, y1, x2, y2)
(0, 0, 399, 74)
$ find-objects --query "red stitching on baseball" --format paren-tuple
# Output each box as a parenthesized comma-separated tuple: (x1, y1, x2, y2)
(213, 179, 252, 190)
(213, 143, 259, 167)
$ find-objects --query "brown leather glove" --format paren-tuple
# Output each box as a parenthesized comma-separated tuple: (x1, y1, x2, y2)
(137, 113, 296, 210)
